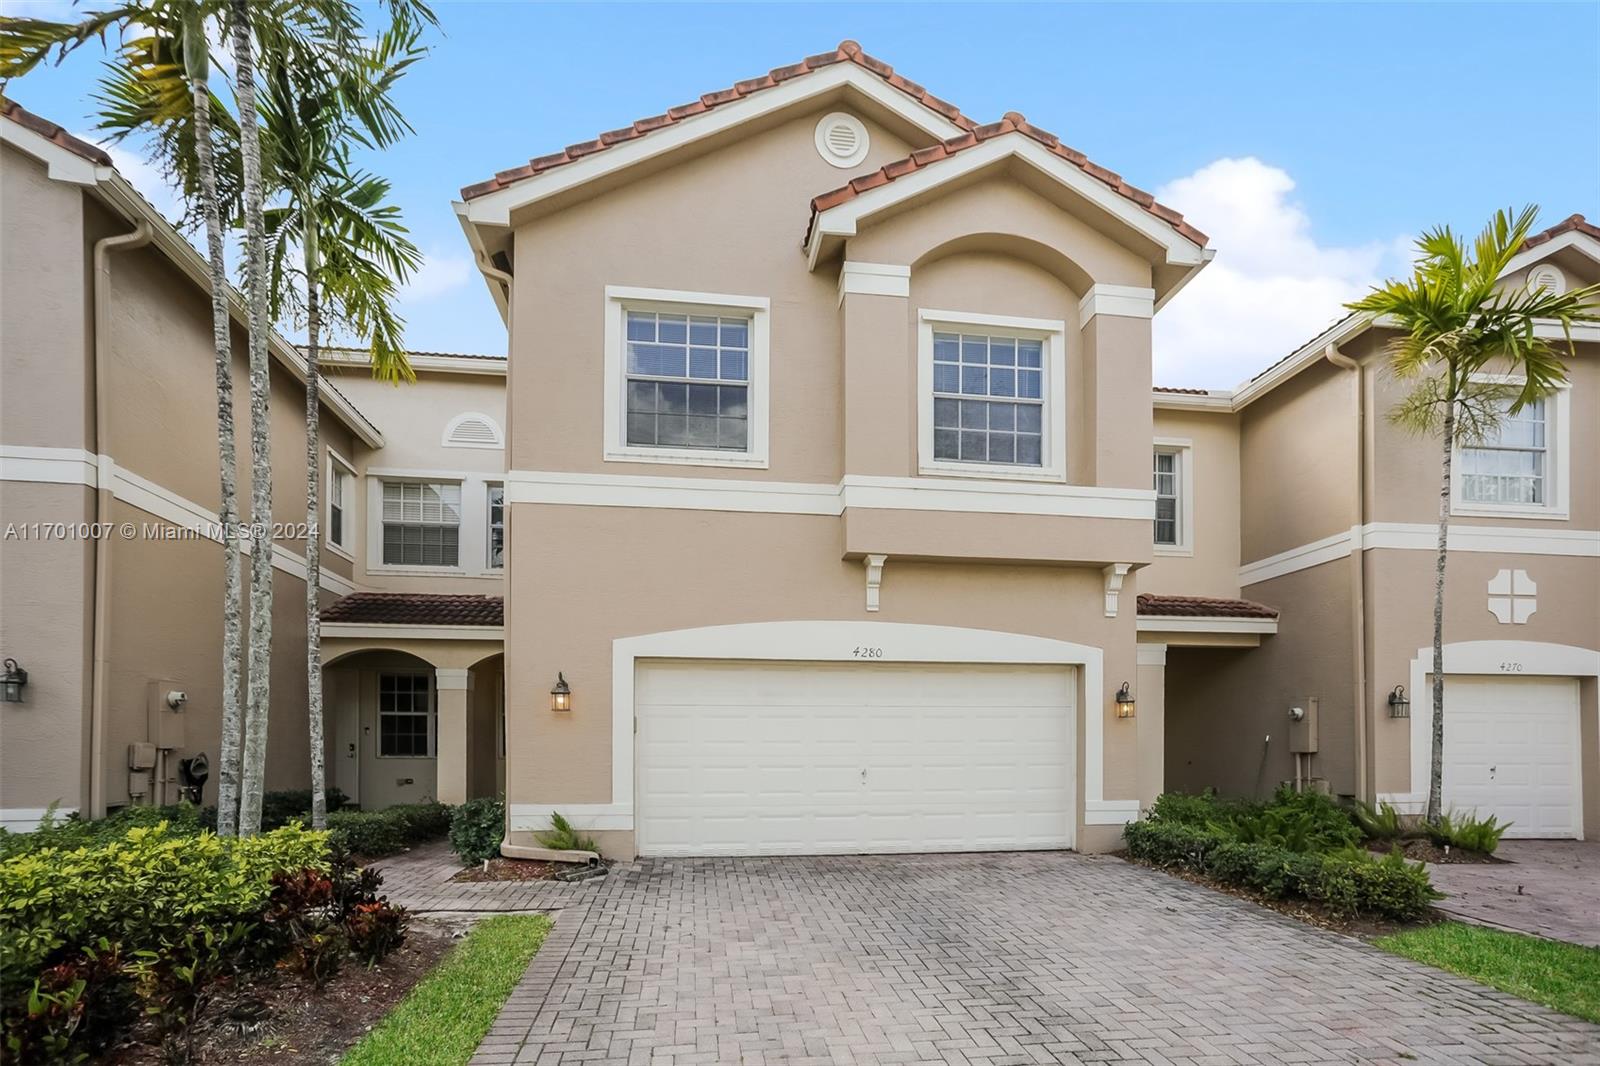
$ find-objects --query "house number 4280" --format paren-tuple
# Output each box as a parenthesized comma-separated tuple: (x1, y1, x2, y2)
(852, 646, 884, 659)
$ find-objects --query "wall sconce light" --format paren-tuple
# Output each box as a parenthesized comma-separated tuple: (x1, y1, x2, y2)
(1387, 685, 1410, 719)
(1115, 681, 1136, 719)
(1, 659, 27, 704)
(550, 672, 572, 713)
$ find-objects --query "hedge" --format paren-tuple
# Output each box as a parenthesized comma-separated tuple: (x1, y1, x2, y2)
(1124, 820, 1440, 920)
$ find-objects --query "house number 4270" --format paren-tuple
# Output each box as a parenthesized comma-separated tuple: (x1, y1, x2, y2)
(1498, 661, 1524, 672)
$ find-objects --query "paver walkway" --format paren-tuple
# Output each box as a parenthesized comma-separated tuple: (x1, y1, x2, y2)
(373, 839, 602, 916)
(1427, 839, 1600, 947)
(470, 851, 1600, 1065)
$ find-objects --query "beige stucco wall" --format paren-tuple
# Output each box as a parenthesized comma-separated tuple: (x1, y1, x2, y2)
(1145, 408, 1242, 598)
(1, 144, 366, 817)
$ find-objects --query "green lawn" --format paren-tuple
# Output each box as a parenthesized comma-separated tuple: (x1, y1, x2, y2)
(1376, 922, 1600, 1023)
(342, 914, 552, 1066)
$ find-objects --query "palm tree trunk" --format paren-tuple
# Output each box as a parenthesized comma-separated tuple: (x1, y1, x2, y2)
(230, 0, 273, 836)
(303, 213, 327, 830)
(191, 79, 245, 837)
(1426, 402, 1455, 825)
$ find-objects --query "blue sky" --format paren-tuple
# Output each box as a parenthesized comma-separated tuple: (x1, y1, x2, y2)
(5, 1, 1597, 386)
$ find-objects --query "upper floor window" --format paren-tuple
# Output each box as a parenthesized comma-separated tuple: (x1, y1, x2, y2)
(603, 287, 771, 468)
(487, 484, 505, 569)
(381, 480, 461, 567)
(1153, 450, 1180, 545)
(326, 454, 356, 557)
(1453, 383, 1570, 520)
(917, 310, 1067, 481)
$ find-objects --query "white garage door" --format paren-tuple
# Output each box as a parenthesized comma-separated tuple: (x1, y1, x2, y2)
(1444, 675, 1582, 839)
(635, 659, 1075, 856)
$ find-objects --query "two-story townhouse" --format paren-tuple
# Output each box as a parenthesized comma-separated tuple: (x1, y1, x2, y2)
(1162, 216, 1600, 839)
(0, 102, 510, 825)
(448, 41, 1273, 859)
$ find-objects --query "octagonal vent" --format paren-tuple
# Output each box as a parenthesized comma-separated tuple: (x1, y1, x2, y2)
(814, 112, 869, 169)
(1527, 264, 1567, 296)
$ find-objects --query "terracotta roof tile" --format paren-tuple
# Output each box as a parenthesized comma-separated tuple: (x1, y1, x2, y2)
(1152, 385, 1211, 395)
(804, 111, 1208, 249)
(1, 98, 112, 166)
(1521, 213, 1600, 249)
(460, 41, 980, 201)
(320, 593, 503, 627)
(1136, 594, 1279, 620)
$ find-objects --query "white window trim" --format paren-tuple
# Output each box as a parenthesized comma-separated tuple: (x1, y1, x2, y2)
(1152, 437, 1194, 556)
(602, 285, 771, 469)
(486, 481, 505, 570)
(917, 308, 1068, 482)
(325, 449, 357, 562)
(1451, 376, 1570, 521)
(442, 411, 505, 450)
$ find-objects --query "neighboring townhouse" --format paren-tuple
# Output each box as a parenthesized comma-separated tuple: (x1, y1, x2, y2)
(1161, 217, 1600, 840)
(0, 102, 509, 825)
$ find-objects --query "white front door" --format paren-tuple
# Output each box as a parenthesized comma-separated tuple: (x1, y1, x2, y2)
(1443, 675, 1582, 839)
(634, 659, 1076, 857)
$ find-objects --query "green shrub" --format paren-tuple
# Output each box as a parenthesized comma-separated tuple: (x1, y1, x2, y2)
(260, 788, 349, 831)
(1351, 798, 1405, 841)
(1123, 820, 1226, 868)
(326, 811, 406, 858)
(1426, 810, 1511, 854)
(538, 812, 599, 854)
(1144, 790, 1258, 828)
(449, 798, 505, 866)
(1223, 788, 1363, 852)
(388, 802, 453, 842)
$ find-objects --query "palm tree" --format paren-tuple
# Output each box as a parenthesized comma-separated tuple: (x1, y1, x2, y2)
(1347, 206, 1600, 824)
(259, 23, 422, 827)
(3, 0, 251, 832)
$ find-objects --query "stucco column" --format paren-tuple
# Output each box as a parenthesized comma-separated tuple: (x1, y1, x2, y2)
(435, 667, 472, 805)
(1136, 643, 1167, 809)
(1075, 286, 1154, 488)
(840, 261, 912, 477)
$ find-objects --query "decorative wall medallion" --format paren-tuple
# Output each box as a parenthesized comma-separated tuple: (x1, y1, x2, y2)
(1486, 568, 1537, 624)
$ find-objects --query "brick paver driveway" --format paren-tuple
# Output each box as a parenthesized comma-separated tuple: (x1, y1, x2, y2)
(1427, 840, 1600, 947)
(472, 852, 1600, 1065)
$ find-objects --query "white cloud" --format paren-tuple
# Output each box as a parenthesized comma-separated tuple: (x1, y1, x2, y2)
(93, 137, 186, 224)
(399, 249, 473, 302)
(1152, 157, 1409, 389)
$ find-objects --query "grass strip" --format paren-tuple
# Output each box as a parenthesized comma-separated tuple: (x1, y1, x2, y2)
(1376, 921, 1600, 1023)
(342, 914, 552, 1066)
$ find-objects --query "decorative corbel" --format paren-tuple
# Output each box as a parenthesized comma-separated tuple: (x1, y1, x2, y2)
(1102, 563, 1132, 618)
(865, 554, 888, 612)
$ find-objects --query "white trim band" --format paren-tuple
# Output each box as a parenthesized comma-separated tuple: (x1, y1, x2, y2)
(1241, 522, 1600, 585)
(321, 624, 504, 642)
(1078, 284, 1154, 323)
(838, 261, 910, 303)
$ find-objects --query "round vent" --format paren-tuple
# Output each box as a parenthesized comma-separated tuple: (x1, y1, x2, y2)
(814, 112, 869, 169)
(1526, 264, 1567, 296)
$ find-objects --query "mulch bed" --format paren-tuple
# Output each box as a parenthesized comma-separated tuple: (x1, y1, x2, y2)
(450, 857, 605, 882)
(1370, 839, 1507, 865)
(1125, 856, 1447, 939)
(104, 920, 455, 1065)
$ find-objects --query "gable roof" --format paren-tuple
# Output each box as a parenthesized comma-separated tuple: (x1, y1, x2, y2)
(1, 98, 111, 166)
(1522, 212, 1600, 250)
(460, 41, 975, 202)
(805, 111, 1208, 250)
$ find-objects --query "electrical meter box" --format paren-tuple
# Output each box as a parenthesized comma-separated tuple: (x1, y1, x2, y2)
(1289, 696, 1319, 754)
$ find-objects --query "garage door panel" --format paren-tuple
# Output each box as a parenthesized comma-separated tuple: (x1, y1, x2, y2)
(1443, 676, 1581, 839)
(636, 660, 1075, 856)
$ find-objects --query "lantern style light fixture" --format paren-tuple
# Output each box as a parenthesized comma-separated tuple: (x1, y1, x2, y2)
(1, 658, 28, 704)
(1115, 681, 1136, 719)
(550, 672, 572, 713)
(1387, 685, 1410, 719)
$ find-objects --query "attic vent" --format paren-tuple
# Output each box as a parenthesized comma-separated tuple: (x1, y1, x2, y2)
(443, 412, 503, 449)
(814, 112, 869, 169)
(1527, 264, 1567, 297)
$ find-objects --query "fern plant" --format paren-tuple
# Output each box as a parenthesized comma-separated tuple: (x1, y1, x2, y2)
(537, 812, 600, 854)
(1426, 810, 1510, 854)
(1351, 799, 1404, 841)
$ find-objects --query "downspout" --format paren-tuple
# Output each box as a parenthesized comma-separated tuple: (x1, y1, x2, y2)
(89, 220, 154, 818)
(1324, 344, 1369, 802)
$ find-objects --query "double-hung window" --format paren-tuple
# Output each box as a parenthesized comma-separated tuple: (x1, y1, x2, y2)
(604, 287, 771, 467)
(326, 455, 355, 557)
(1153, 450, 1180, 545)
(1461, 397, 1547, 506)
(381, 480, 461, 567)
(378, 672, 433, 757)
(918, 310, 1066, 480)
(1454, 384, 1569, 519)
(487, 484, 504, 569)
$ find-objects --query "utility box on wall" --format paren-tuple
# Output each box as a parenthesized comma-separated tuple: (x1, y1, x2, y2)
(146, 680, 188, 750)
(1288, 696, 1319, 754)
